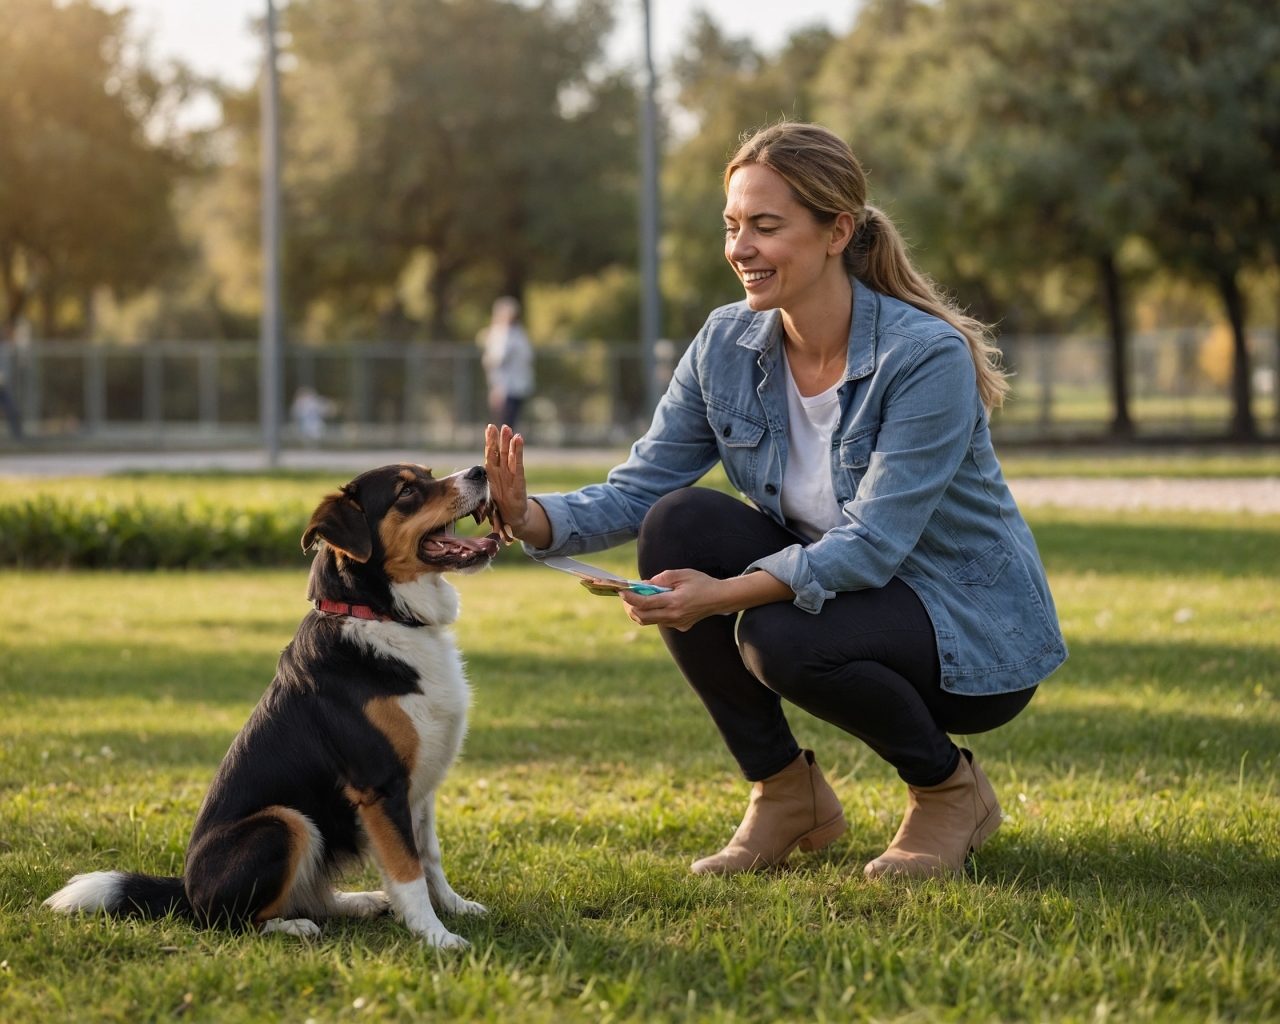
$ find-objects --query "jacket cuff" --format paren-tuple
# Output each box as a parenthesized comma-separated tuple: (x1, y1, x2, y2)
(745, 545, 835, 614)
(520, 493, 571, 558)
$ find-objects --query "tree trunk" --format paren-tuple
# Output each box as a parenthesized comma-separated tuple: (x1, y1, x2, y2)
(1, 253, 28, 341)
(1099, 253, 1132, 439)
(38, 281, 57, 340)
(1218, 268, 1257, 441)
(1274, 281, 1280, 433)
(82, 289, 96, 341)
(428, 263, 453, 342)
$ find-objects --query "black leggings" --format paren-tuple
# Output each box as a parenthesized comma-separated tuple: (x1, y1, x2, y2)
(637, 488, 1035, 787)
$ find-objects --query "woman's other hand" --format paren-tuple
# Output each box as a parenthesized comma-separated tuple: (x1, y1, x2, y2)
(484, 423, 552, 547)
(619, 568, 794, 631)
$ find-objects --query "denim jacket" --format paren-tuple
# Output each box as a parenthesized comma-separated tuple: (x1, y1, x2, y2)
(527, 277, 1067, 696)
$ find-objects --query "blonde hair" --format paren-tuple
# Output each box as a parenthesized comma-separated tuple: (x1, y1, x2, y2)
(725, 122, 1008, 410)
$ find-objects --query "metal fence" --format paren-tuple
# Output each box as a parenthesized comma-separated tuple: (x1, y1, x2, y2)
(0, 341, 654, 449)
(0, 329, 1276, 449)
(996, 328, 1277, 440)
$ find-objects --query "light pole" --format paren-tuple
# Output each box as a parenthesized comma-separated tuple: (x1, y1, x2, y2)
(260, 0, 283, 466)
(638, 0, 662, 417)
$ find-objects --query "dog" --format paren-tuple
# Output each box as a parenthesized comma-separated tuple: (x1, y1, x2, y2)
(45, 463, 505, 947)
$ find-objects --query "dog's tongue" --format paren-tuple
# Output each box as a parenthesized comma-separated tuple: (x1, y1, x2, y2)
(422, 532, 500, 558)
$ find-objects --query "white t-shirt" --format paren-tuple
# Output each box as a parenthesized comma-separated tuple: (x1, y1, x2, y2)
(780, 351, 845, 542)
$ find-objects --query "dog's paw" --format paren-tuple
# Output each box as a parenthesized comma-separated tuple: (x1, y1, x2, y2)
(331, 890, 390, 917)
(419, 927, 469, 949)
(260, 917, 322, 940)
(428, 884, 488, 916)
(448, 897, 488, 917)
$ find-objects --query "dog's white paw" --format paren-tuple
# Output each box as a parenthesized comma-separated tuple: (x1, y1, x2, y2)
(331, 890, 390, 917)
(419, 927, 469, 949)
(447, 897, 488, 917)
(260, 917, 322, 939)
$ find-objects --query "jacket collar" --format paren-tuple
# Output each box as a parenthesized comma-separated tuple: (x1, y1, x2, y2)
(735, 276, 879, 383)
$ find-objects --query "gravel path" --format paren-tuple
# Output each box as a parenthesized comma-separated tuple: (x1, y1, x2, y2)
(1008, 476, 1280, 514)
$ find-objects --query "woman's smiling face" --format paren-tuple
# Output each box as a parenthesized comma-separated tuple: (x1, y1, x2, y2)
(723, 162, 848, 312)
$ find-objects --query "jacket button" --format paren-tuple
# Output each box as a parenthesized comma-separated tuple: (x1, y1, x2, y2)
(943, 652, 954, 662)
(722, 424, 733, 437)
(764, 483, 777, 495)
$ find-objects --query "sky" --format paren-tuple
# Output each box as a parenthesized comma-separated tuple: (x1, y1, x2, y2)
(113, 0, 860, 95)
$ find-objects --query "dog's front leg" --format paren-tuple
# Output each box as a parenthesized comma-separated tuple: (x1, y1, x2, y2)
(345, 782, 466, 948)
(416, 793, 487, 917)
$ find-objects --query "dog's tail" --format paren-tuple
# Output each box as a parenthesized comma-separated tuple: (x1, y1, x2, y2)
(44, 871, 192, 919)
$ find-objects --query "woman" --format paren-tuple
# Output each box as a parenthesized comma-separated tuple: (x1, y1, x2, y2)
(485, 122, 1066, 879)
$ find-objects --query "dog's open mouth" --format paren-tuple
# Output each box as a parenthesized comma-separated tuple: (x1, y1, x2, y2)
(418, 499, 503, 565)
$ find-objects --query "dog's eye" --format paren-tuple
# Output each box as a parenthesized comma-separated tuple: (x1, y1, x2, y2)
(398, 484, 413, 498)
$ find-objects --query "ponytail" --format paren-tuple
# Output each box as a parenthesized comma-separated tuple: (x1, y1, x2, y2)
(726, 123, 1009, 411)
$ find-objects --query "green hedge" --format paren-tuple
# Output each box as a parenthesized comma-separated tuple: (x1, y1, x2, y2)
(0, 496, 312, 569)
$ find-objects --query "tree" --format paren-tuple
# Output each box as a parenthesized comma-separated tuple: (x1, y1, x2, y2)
(818, 0, 1280, 439)
(662, 16, 835, 339)
(1133, 0, 1280, 440)
(0, 0, 184, 339)
(820, 0, 1178, 436)
(279, 0, 636, 340)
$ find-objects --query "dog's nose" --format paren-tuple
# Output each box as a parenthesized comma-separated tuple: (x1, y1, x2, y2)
(465, 465, 486, 482)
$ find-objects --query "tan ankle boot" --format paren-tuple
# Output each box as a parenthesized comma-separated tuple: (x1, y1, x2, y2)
(691, 750, 847, 875)
(863, 749, 1002, 880)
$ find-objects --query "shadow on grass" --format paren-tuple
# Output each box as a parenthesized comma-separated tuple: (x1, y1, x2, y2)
(1031, 519, 1280, 577)
(4, 645, 1275, 782)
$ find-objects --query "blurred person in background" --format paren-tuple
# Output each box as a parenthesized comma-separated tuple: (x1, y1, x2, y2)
(479, 296, 534, 430)
(290, 385, 335, 447)
(485, 122, 1065, 882)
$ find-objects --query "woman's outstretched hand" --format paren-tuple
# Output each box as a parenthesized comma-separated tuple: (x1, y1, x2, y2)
(484, 423, 552, 548)
(619, 568, 794, 632)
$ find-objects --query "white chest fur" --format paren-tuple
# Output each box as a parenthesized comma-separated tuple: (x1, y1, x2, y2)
(342, 576, 471, 805)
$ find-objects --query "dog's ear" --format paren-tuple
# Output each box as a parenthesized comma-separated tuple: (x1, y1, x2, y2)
(302, 486, 371, 562)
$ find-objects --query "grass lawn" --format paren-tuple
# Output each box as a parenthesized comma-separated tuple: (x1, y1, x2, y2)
(0, 494, 1278, 1020)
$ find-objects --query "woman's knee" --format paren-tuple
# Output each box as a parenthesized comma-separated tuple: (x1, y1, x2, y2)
(638, 487, 737, 577)
(736, 605, 811, 699)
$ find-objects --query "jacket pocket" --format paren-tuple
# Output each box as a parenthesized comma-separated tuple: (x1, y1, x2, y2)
(944, 536, 1056, 664)
(948, 539, 1012, 586)
(714, 411, 766, 448)
(838, 432, 873, 469)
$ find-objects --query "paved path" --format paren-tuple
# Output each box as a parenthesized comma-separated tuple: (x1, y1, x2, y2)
(1007, 476, 1280, 514)
(1, 450, 1277, 513)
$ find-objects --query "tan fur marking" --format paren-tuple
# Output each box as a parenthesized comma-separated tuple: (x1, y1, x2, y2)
(365, 696, 418, 769)
(344, 786, 423, 883)
(252, 806, 312, 923)
(378, 484, 459, 583)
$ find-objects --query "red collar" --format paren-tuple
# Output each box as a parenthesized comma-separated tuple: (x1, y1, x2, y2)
(315, 599, 393, 622)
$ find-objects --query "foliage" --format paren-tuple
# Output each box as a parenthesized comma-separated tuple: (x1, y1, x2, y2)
(661, 17, 836, 339)
(272, 0, 638, 341)
(815, 0, 1280, 436)
(0, 506, 1278, 1021)
(1130, 0, 1280, 438)
(0, 467, 634, 569)
(0, 0, 188, 339)
(0, 495, 311, 569)
(526, 265, 641, 344)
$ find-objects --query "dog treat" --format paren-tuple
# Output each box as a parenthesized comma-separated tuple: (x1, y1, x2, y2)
(539, 555, 672, 596)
